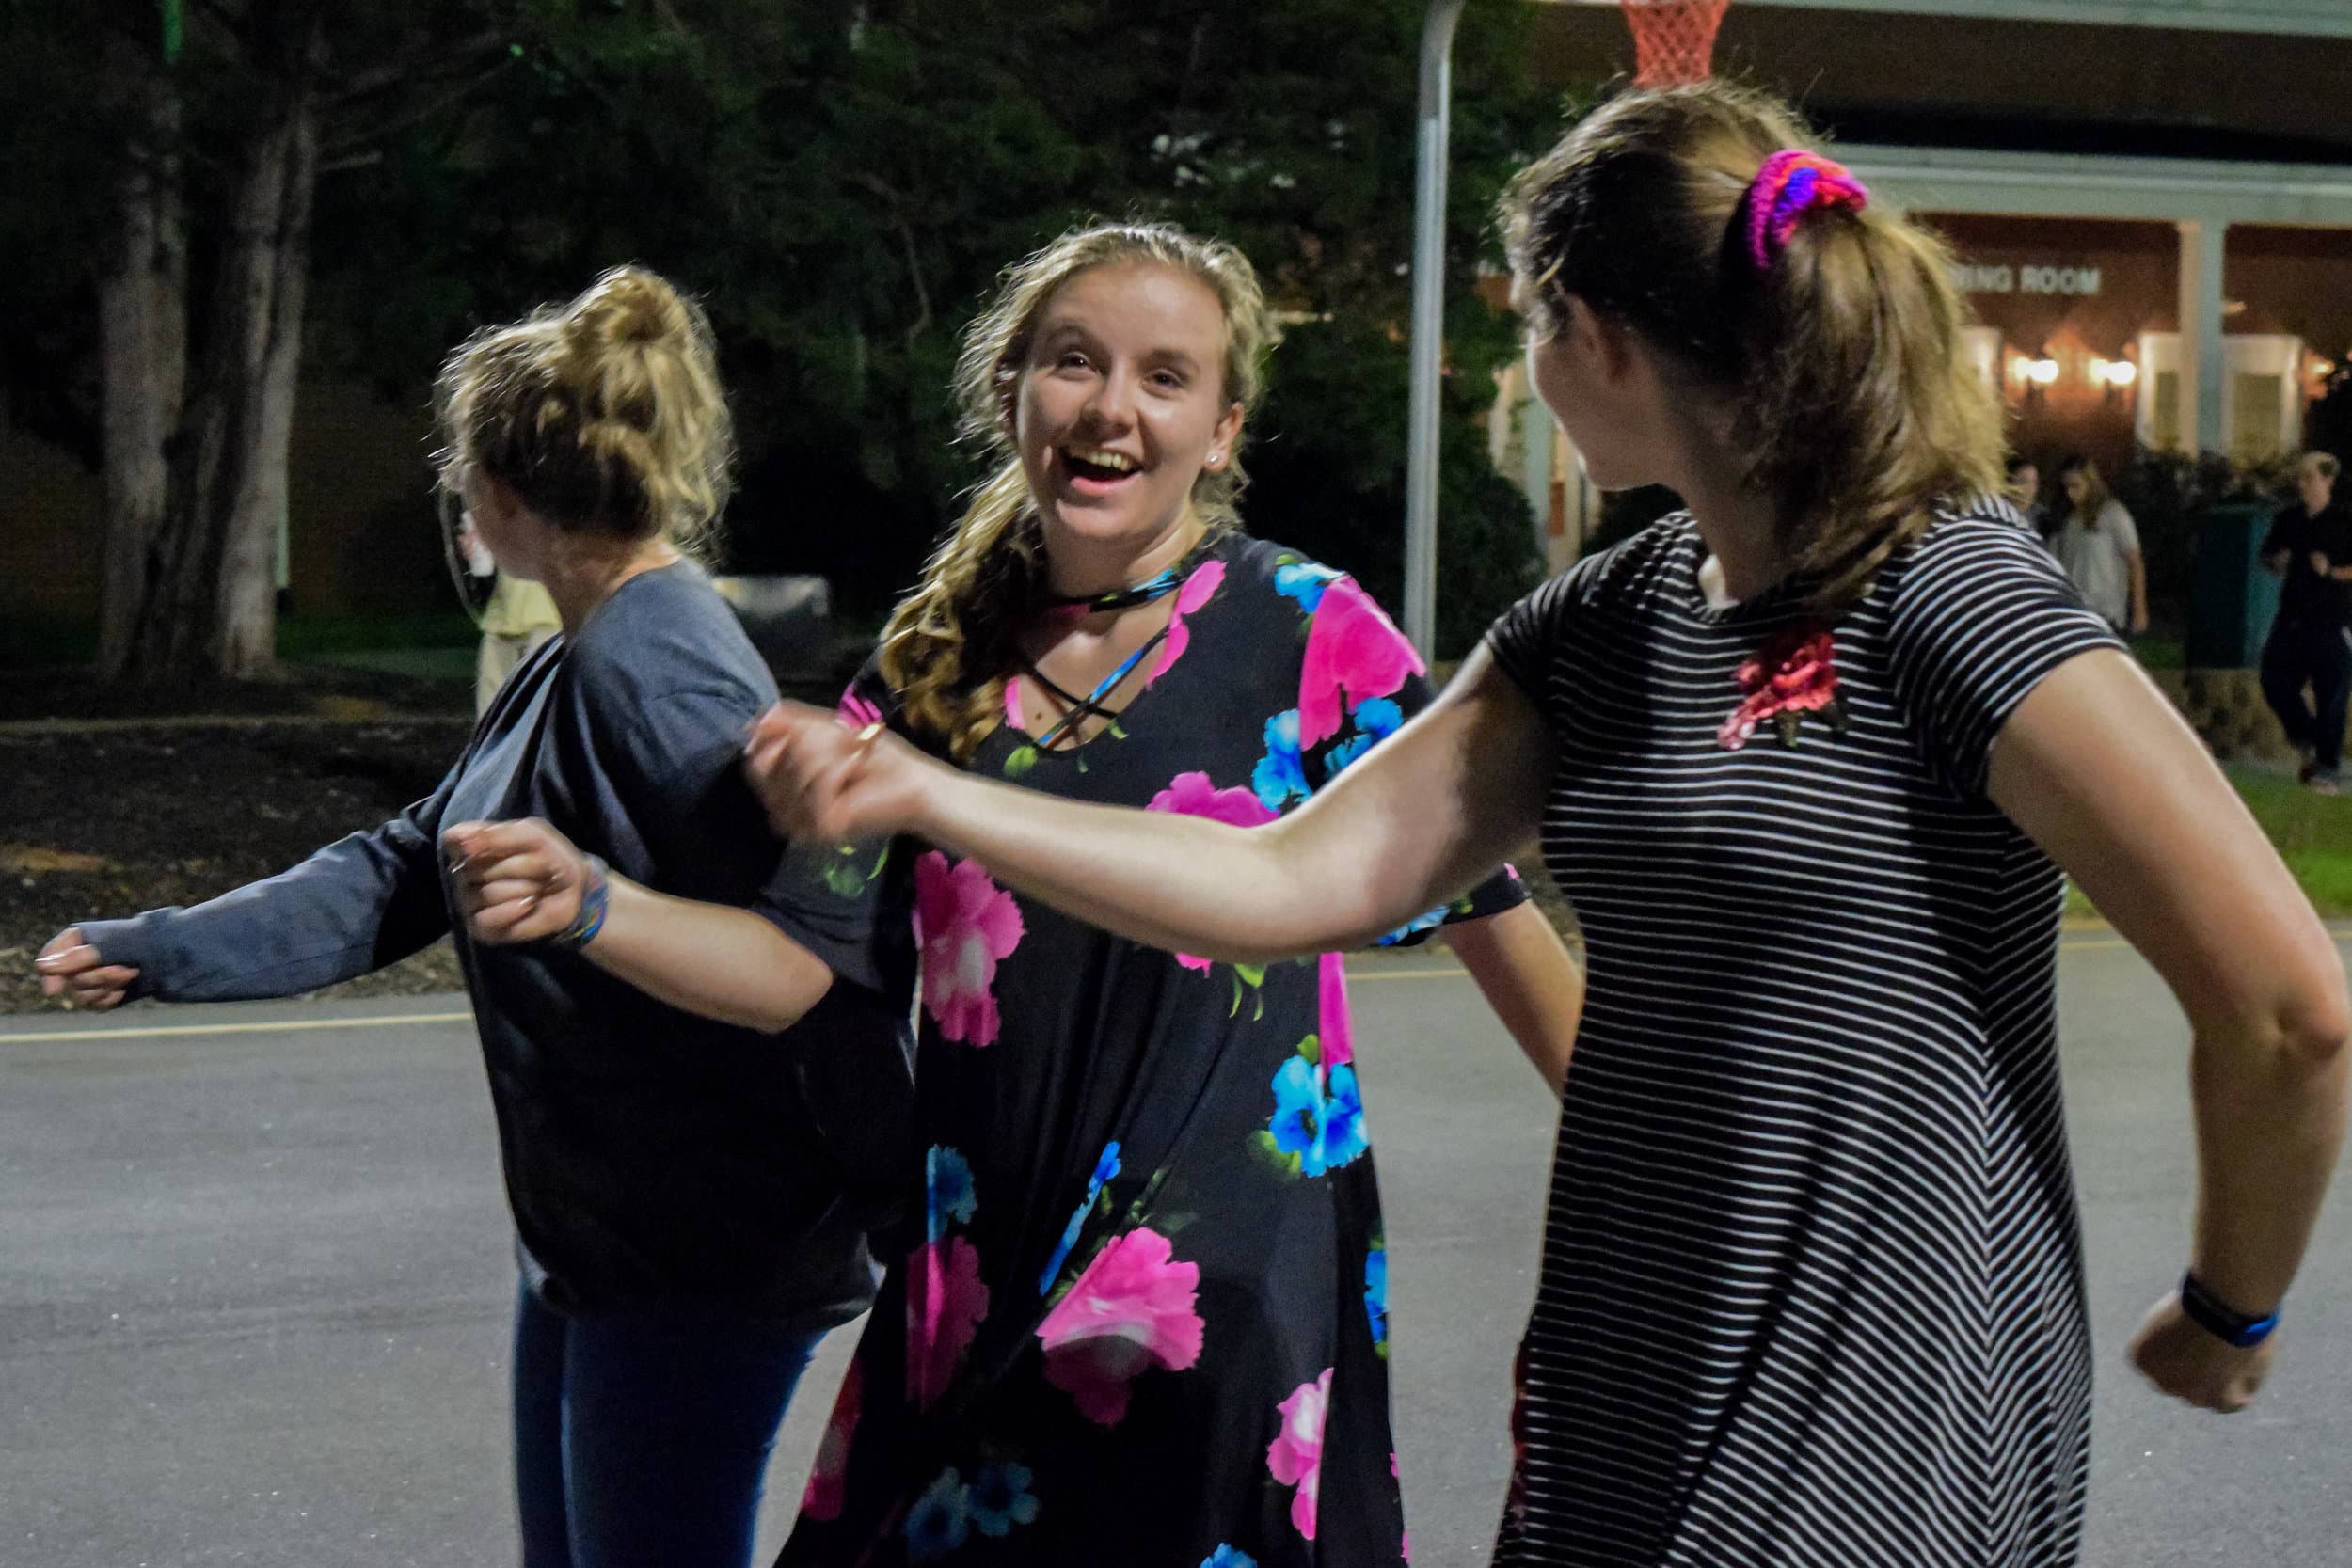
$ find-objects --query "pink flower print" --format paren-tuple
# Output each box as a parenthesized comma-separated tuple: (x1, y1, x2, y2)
(1298, 577, 1425, 749)
(907, 1236, 990, 1412)
(1147, 558, 1228, 683)
(836, 689, 884, 730)
(1147, 772, 1278, 972)
(1148, 769, 1280, 830)
(799, 1356, 862, 1521)
(1316, 951, 1354, 1069)
(914, 852, 1025, 1046)
(1036, 1227, 1204, 1426)
(1266, 1368, 1333, 1541)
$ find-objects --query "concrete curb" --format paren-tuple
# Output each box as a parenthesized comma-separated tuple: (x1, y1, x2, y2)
(0, 710, 468, 737)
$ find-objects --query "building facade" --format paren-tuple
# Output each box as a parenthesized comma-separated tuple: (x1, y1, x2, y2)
(1507, 0, 2352, 569)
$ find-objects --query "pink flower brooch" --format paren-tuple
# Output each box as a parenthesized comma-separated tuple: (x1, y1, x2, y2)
(1718, 625, 1848, 751)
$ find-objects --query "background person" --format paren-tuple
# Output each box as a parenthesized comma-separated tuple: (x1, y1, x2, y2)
(2259, 450, 2352, 795)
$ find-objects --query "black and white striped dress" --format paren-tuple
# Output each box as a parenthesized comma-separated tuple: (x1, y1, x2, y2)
(1484, 507, 2122, 1568)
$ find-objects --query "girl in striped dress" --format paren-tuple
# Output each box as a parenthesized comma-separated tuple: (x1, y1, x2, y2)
(744, 83, 2349, 1568)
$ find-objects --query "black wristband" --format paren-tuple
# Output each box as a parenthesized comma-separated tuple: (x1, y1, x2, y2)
(2178, 1272, 2280, 1349)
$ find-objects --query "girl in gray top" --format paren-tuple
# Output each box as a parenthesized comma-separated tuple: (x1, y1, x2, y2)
(37, 267, 913, 1568)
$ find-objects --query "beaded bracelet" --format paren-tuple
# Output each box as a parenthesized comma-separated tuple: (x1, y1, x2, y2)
(551, 854, 611, 952)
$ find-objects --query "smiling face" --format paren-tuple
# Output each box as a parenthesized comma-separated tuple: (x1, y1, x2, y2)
(1012, 261, 1244, 566)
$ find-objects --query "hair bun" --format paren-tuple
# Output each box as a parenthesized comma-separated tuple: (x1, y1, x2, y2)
(571, 265, 690, 350)
(433, 264, 733, 557)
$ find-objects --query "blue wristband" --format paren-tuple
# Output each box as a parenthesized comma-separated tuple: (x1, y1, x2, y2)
(2179, 1272, 2280, 1349)
(551, 855, 610, 952)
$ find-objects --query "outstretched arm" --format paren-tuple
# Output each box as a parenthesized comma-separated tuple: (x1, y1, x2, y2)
(1990, 648, 2349, 1413)
(35, 764, 463, 1009)
(750, 647, 1555, 966)
(443, 818, 834, 1035)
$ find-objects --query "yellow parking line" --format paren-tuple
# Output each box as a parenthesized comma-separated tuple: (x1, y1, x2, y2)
(0, 1010, 471, 1045)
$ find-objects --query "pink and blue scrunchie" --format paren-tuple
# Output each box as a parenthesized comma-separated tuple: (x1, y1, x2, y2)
(1742, 150, 1870, 271)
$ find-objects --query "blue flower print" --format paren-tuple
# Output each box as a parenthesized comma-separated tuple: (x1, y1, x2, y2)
(926, 1146, 977, 1242)
(1320, 695, 1405, 778)
(1375, 903, 1450, 948)
(967, 1461, 1041, 1537)
(1038, 1141, 1123, 1293)
(1252, 709, 1309, 811)
(1201, 1548, 1260, 1568)
(1268, 1057, 1322, 1164)
(1322, 1064, 1369, 1170)
(1365, 1244, 1390, 1351)
(905, 1467, 970, 1561)
(1274, 559, 1341, 612)
(1352, 695, 1404, 742)
(1269, 1058, 1370, 1178)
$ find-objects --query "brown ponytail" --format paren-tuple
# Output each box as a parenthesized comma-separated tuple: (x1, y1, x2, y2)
(434, 265, 735, 558)
(882, 223, 1276, 760)
(1500, 82, 2003, 610)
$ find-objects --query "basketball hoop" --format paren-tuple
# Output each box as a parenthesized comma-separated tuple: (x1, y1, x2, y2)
(1619, 0, 1730, 86)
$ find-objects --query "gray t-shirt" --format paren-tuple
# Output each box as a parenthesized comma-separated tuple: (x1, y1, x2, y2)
(2049, 499, 2140, 628)
(85, 562, 914, 1326)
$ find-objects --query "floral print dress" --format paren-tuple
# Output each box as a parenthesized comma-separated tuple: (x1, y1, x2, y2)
(781, 532, 1524, 1568)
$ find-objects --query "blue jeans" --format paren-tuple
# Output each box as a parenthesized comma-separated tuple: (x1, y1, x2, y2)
(511, 1282, 824, 1568)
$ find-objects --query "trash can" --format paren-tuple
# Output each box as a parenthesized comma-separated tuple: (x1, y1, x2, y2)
(2185, 503, 2284, 670)
(712, 574, 836, 683)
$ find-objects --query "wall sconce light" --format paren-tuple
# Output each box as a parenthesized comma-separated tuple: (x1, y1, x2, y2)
(2026, 356, 2060, 388)
(2088, 357, 2137, 390)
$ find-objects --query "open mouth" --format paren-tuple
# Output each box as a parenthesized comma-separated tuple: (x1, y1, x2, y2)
(1061, 446, 1143, 491)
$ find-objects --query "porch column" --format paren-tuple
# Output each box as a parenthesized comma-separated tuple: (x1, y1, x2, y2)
(2177, 219, 2229, 454)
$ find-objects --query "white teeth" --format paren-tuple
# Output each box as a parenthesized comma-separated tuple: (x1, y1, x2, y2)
(1069, 448, 1137, 474)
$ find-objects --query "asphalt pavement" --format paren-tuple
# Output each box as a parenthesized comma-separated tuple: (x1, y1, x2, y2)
(3, 934, 2348, 1566)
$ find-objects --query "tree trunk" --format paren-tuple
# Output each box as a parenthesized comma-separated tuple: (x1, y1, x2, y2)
(95, 38, 187, 680)
(214, 87, 318, 676)
(127, 27, 322, 683)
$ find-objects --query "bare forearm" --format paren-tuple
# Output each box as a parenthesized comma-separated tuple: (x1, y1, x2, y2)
(2188, 1019, 2350, 1311)
(915, 770, 1381, 962)
(587, 878, 834, 1033)
(1442, 900, 1583, 1096)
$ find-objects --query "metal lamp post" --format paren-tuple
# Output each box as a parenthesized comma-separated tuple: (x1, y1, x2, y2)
(1405, 0, 1469, 658)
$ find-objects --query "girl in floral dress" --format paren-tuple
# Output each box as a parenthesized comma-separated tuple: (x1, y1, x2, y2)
(747, 87, 2350, 1568)
(467, 224, 1585, 1563)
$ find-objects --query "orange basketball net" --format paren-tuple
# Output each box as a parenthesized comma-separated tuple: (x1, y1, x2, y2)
(1619, 0, 1731, 85)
